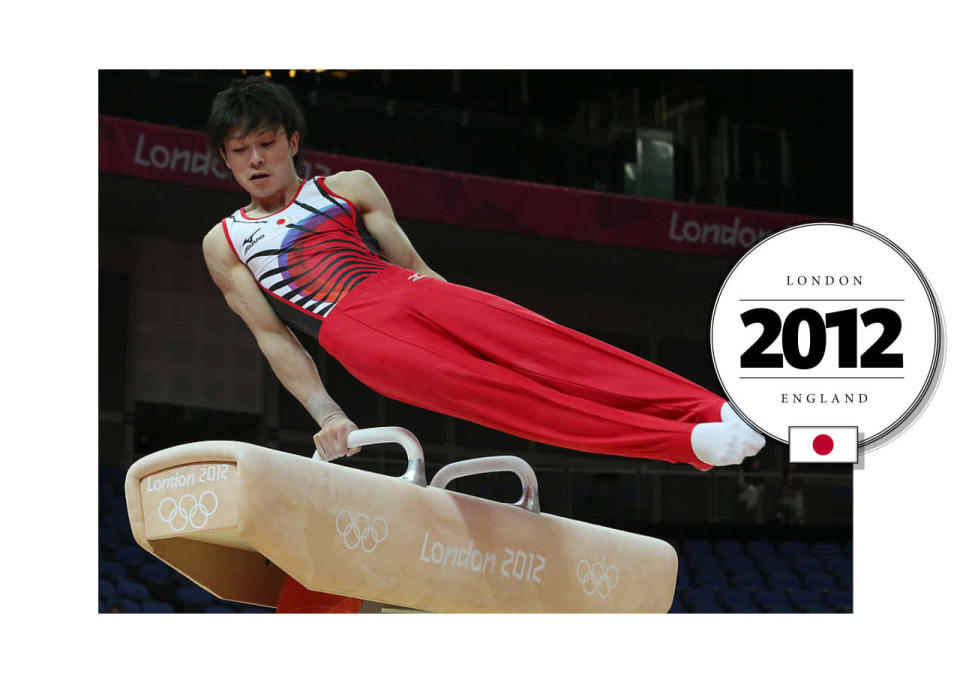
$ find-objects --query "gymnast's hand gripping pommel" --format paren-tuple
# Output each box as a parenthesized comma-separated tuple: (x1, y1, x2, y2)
(125, 427, 678, 612)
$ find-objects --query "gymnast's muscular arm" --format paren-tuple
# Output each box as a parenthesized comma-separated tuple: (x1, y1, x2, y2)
(325, 170, 446, 281)
(202, 225, 360, 459)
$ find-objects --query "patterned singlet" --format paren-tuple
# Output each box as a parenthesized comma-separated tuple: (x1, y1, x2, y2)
(222, 176, 390, 338)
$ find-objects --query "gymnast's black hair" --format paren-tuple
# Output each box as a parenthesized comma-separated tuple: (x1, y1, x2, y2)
(206, 75, 307, 172)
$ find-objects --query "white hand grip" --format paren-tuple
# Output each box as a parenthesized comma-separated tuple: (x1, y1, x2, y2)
(429, 456, 540, 513)
(312, 426, 426, 486)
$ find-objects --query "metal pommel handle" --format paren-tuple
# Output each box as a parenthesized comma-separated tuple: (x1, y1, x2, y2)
(429, 456, 540, 513)
(312, 426, 426, 487)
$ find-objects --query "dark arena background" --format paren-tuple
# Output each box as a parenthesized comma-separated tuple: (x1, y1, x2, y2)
(98, 69, 853, 614)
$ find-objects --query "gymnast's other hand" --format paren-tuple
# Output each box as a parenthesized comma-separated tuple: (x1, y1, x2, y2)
(314, 413, 361, 460)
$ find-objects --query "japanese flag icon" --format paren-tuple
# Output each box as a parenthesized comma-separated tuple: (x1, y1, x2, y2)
(789, 426, 859, 464)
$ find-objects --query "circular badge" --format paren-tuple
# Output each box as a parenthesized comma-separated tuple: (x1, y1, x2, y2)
(711, 222, 943, 457)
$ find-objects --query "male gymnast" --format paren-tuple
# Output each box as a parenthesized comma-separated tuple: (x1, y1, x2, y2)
(201, 76, 765, 611)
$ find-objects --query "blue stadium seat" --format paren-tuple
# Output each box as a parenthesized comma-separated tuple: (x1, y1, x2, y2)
(791, 557, 826, 574)
(138, 562, 173, 582)
(719, 589, 755, 611)
(204, 606, 235, 614)
(713, 540, 744, 557)
(99, 560, 127, 581)
(681, 540, 712, 556)
(239, 606, 274, 614)
(723, 556, 756, 573)
(730, 572, 766, 590)
(695, 571, 729, 590)
(811, 542, 843, 560)
(108, 525, 136, 548)
(754, 590, 794, 613)
(791, 590, 827, 612)
(757, 557, 791, 575)
(675, 572, 692, 588)
(682, 588, 716, 605)
(683, 588, 725, 613)
(176, 585, 217, 611)
(99, 491, 125, 512)
(768, 572, 802, 591)
(719, 588, 752, 603)
(101, 511, 129, 530)
(142, 601, 176, 613)
(778, 541, 809, 558)
(116, 581, 151, 602)
(99, 526, 120, 550)
(119, 599, 141, 613)
(827, 590, 853, 612)
(99, 579, 116, 598)
(689, 555, 723, 571)
(745, 541, 776, 558)
(804, 572, 837, 591)
(825, 558, 853, 578)
(116, 545, 149, 568)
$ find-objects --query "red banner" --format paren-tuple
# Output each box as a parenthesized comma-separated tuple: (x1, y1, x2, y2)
(99, 115, 813, 257)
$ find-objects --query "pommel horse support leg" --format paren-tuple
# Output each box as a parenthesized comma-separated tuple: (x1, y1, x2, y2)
(125, 427, 678, 612)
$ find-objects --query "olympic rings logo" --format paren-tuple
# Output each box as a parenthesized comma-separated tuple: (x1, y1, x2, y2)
(576, 559, 619, 598)
(335, 509, 388, 553)
(158, 492, 218, 532)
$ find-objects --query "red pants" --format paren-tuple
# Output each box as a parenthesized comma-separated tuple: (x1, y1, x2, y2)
(318, 266, 723, 470)
(276, 575, 363, 613)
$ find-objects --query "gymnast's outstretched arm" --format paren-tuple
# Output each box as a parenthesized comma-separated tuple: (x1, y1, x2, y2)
(325, 170, 446, 282)
(202, 225, 359, 459)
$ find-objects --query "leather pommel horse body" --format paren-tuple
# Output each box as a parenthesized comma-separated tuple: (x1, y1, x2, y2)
(125, 427, 678, 612)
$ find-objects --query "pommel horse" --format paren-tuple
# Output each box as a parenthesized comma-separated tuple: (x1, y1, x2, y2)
(125, 427, 678, 612)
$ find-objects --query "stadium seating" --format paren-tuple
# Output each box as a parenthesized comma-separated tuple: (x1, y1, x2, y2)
(176, 585, 218, 612)
(723, 556, 756, 573)
(99, 560, 127, 582)
(719, 589, 754, 611)
(811, 542, 844, 560)
(116, 581, 151, 602)
(827, 590, 853, 612)
(713, 540, 744, 557)
(778, 541, 809, 557)
(670, 535, 853, 613)
(99, 578, 116, 599)
(791, 590, 828, 613)
(804, 572, 838, 591)
(730, 572, 766, 591)
(754, 590, 793, 612)
(115, 545, 148, 569)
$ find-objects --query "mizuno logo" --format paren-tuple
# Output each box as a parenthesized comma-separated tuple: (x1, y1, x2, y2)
(242, 228, 265, 254)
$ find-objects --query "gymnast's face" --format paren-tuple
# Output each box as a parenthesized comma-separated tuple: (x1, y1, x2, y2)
(220, 125, 300, 197)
